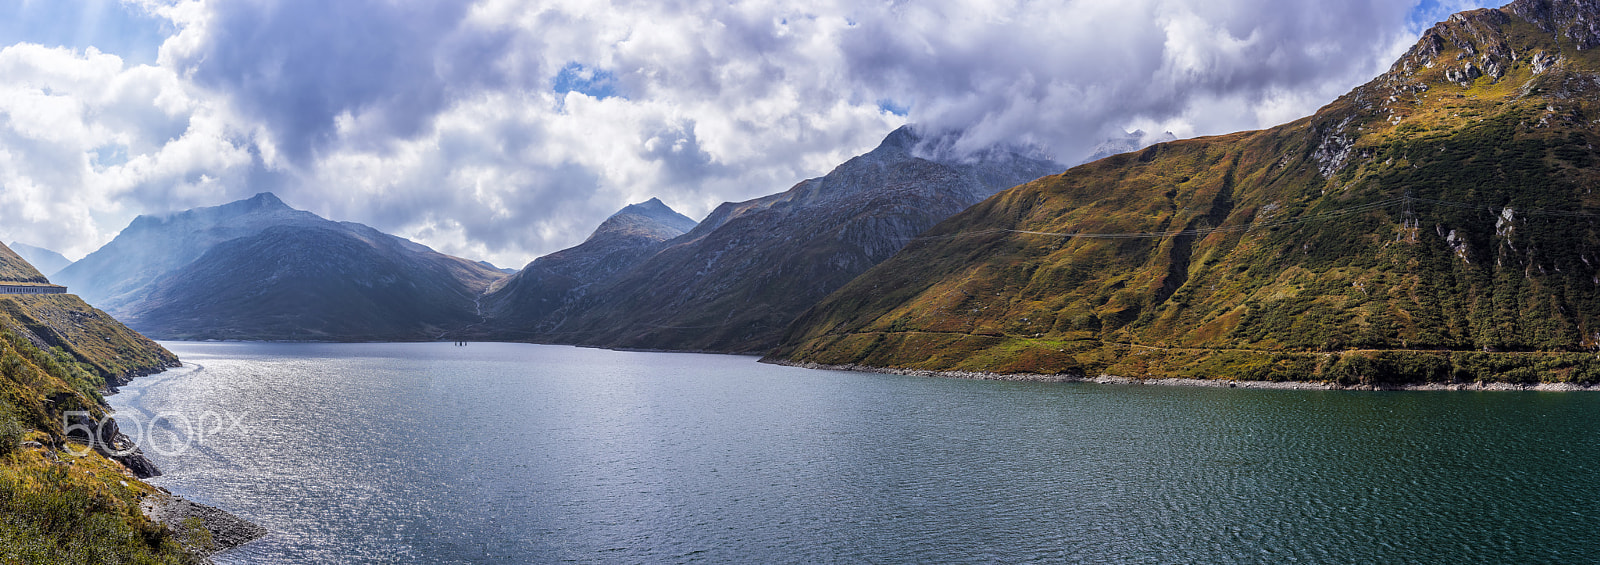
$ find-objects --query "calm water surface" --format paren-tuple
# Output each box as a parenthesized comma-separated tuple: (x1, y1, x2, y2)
(109, 342, 1600, 564)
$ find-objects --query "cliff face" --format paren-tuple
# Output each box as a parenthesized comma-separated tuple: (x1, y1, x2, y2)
(504, 126, 1064, 353)
(480, 198, 697, 336)
(771, 1, 1600, 385)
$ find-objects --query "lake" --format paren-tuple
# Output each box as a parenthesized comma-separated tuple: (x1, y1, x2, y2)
(109, 342, 1600, 563)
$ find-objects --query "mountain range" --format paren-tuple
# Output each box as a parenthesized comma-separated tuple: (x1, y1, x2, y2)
(44, 1, 1600, 389)
(479, 125, 1065, 352)
(768, 0, 1600, 385)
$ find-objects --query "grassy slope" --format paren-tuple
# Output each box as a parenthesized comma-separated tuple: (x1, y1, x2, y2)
(774, 8, 1600, 386)
(0, 244, 48, 284)
(0, 326, 194, 563)
(0, 244, 191, 562)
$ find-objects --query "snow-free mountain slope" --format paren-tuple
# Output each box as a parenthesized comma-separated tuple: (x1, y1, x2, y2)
(772, 0, 1600, 385)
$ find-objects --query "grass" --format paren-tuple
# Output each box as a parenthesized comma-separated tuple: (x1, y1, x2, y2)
(0, 288, 191, 562)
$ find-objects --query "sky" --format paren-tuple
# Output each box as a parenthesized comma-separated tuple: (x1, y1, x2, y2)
(0, 0, 1500, 268)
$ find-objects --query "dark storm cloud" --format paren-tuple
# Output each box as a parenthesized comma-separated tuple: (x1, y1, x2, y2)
(168, 0, 514, 161)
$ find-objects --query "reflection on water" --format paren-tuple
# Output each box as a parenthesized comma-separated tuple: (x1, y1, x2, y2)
(110, 342, 1600, 564)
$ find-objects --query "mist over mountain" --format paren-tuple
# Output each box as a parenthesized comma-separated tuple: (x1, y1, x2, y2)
(54, 193, 331, 310)
(1081, 130, 1179, 164)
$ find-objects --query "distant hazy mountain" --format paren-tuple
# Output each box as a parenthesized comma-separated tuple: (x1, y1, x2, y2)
(1080, 129, 1178, 164)
(499, 125, 1065, 352)
(7, 242, 71, 277)
(479, 198, 697, 337)
(478, 261, 517, 275)
(59, 193, 506, 341)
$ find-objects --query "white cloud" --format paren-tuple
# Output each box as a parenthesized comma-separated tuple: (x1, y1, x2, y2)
(0, 41, 254, 259)
(0, 0, 1502, 267)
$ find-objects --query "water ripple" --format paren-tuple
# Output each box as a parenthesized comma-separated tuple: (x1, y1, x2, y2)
(104, 342, 1600, 564)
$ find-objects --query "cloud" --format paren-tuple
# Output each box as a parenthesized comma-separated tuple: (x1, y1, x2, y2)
(0, 0, 1501, 268)
(0, 41, 255, 259)
(840, 0, 1486, 158)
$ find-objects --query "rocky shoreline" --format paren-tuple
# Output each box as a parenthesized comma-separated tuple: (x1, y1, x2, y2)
(104, 362, 269, 560)
(140, 490, 269, 560)
(765, 359, 1600, 391)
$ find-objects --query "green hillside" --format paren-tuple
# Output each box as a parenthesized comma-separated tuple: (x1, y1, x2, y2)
(0, 243, 193, 562)
(772, 2, 1600, 386)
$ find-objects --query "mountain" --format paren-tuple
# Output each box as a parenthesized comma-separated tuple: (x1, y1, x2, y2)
(59, 193, 506, 341)
(54, 192, 330, 309)
(770, 0, 1600, 386)
(7, 242, 71, 277)
(479, 198, 696, 337)
(1081, 129, 1178, 164)
(478, 261, 517, 275)
(492, 126, 1064, 352)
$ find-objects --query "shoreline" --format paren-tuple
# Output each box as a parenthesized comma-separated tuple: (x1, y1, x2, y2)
(140, 489, 269, 557)
(764, 359, 1600, 391)
(106, 361, 270, 559)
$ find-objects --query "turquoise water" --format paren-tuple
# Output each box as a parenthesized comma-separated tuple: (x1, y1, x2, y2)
(110, 342, 1600, 563)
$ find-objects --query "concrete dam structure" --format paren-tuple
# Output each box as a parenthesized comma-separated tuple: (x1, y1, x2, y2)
(0, 284, 67, 295)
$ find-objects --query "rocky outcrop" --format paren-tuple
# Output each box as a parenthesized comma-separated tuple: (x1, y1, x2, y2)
(63, 411, 162, 478)
(1508, 0, 1600, 49)
(141, 491, 268, 557)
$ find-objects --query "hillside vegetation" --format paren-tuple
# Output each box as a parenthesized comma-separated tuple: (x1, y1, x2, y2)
(773, 1, 1600, 386)
(0, 243, 192, 562)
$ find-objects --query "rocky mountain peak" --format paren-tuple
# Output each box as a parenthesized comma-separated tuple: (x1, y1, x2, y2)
(586, 198, 697, 243)
(247, 191, 285, 205)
